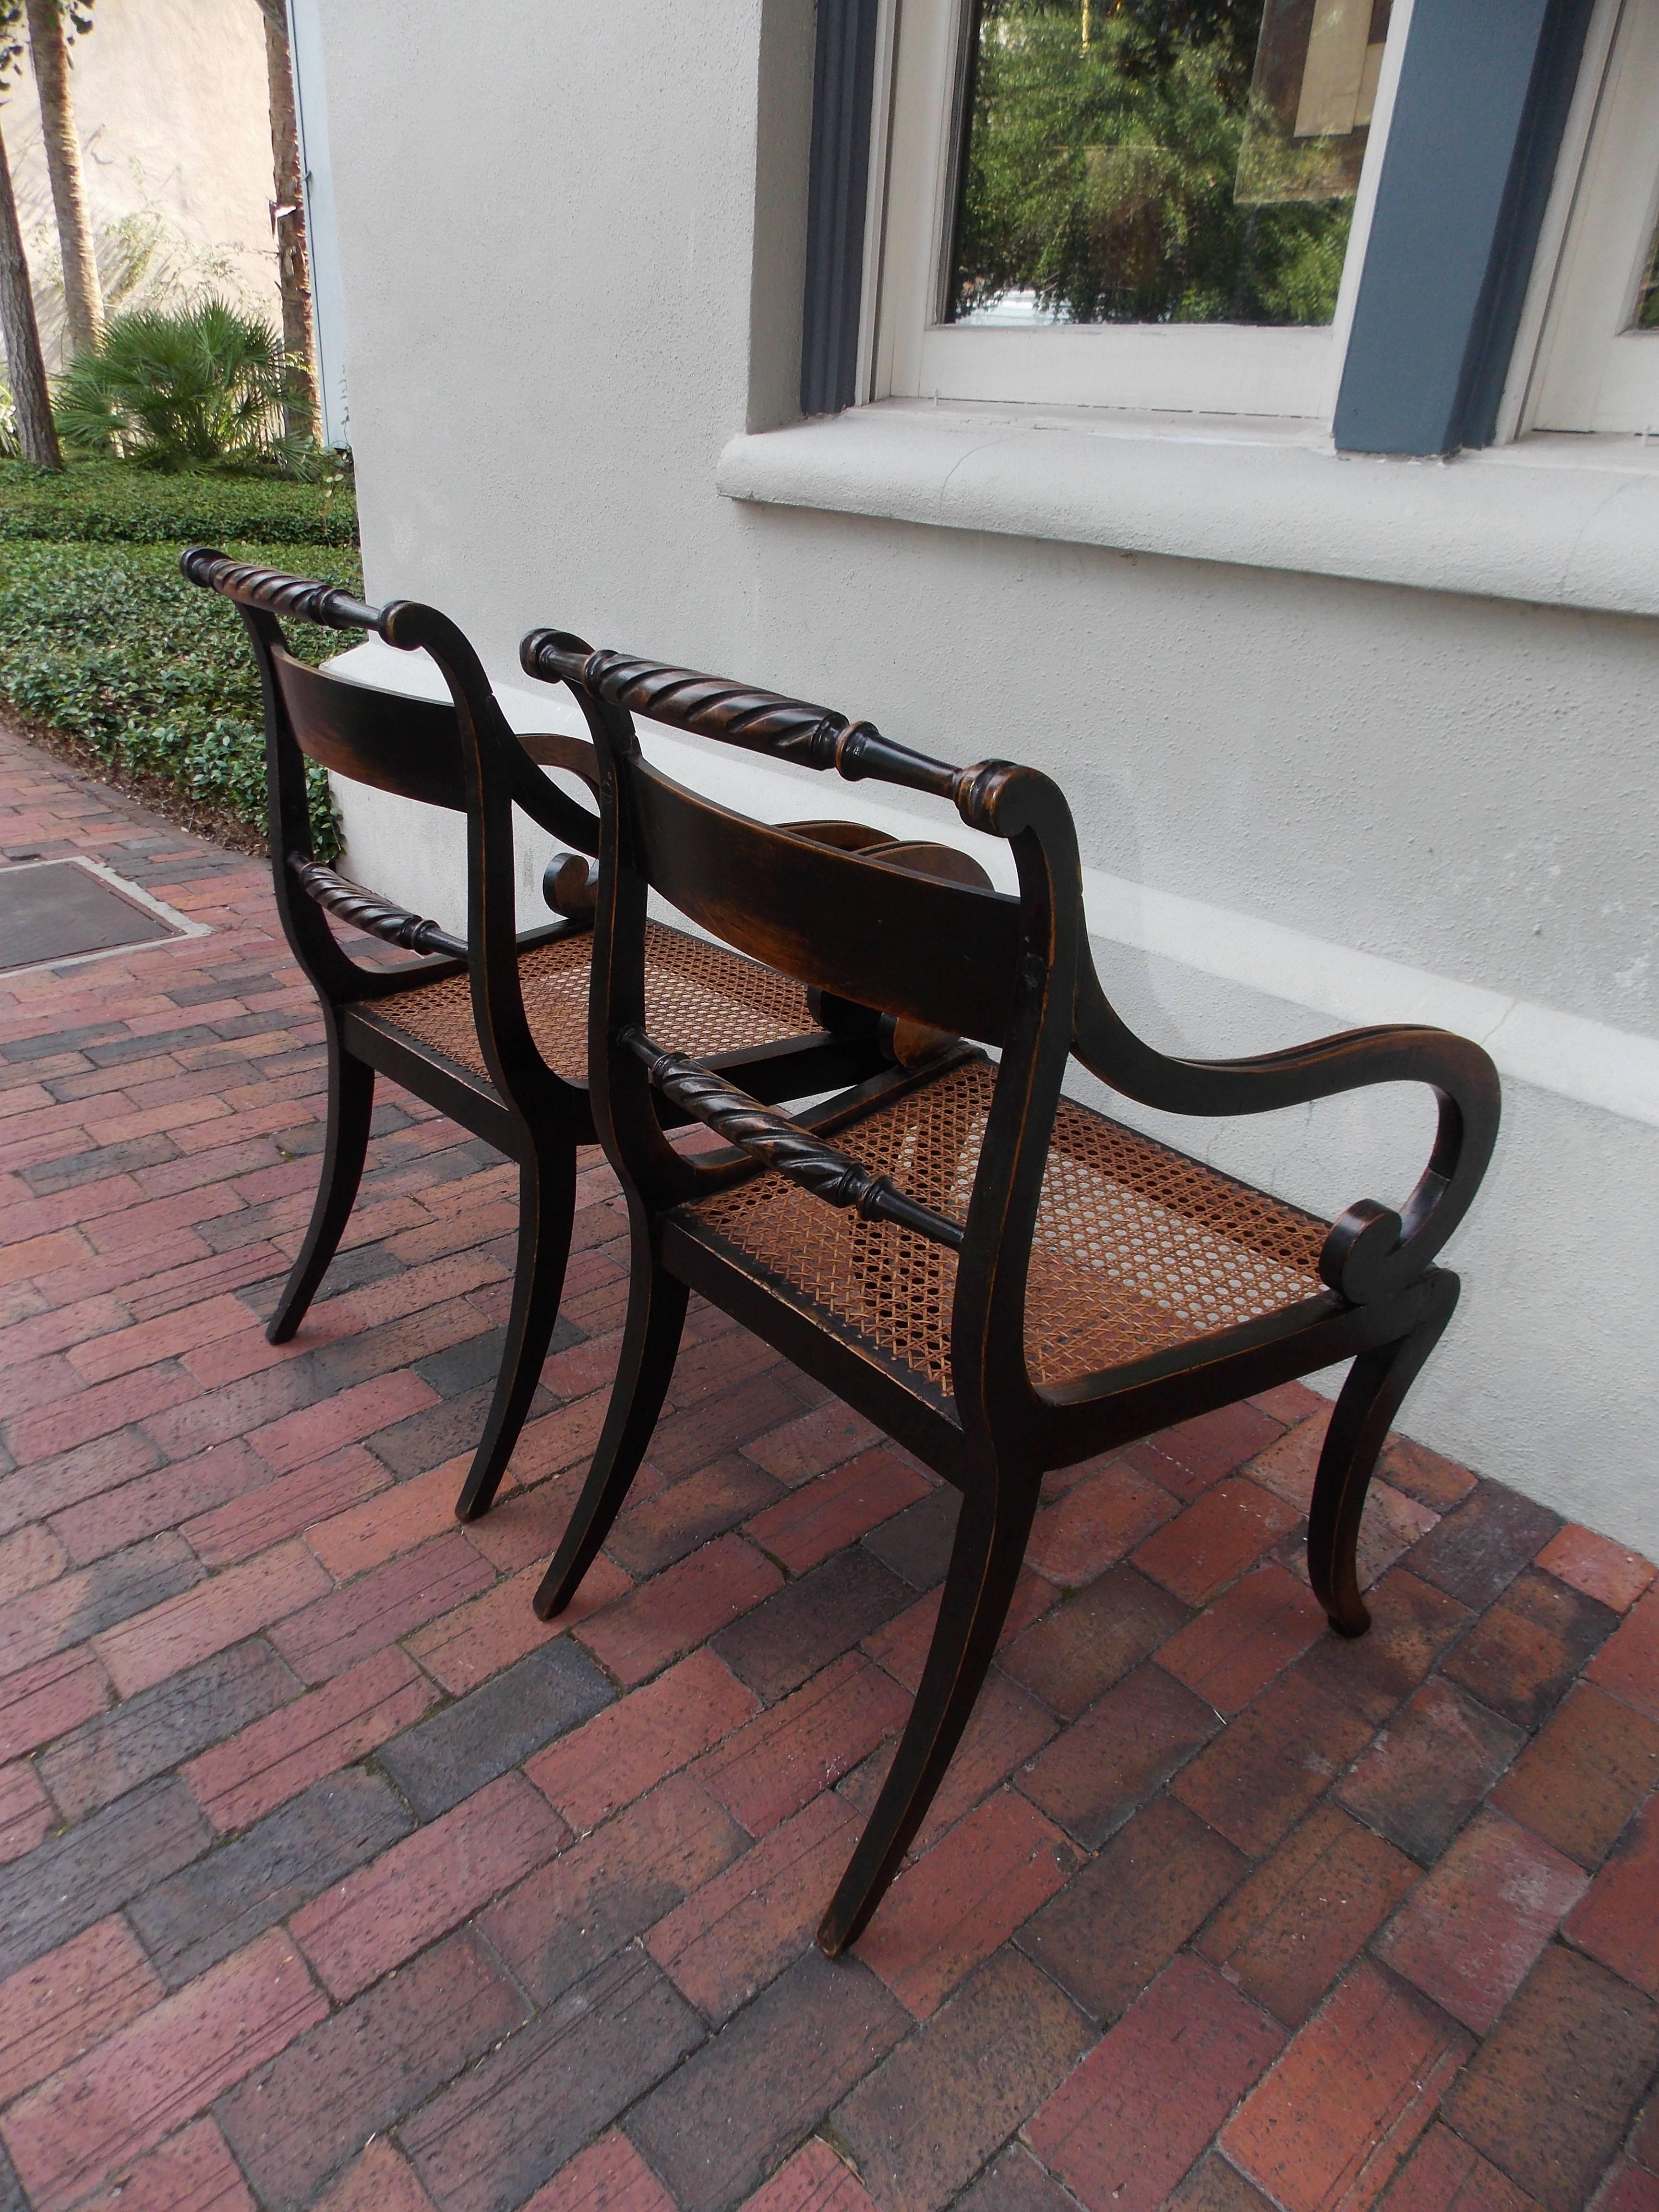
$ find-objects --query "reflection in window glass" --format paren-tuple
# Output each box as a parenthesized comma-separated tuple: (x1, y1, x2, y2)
(947, 0, 1391, 330)
(1632, 212, 1659, 330)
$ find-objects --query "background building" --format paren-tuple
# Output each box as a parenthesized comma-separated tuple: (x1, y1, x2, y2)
(298, 0, 1659, 1557)
(6, 0, 278, 367)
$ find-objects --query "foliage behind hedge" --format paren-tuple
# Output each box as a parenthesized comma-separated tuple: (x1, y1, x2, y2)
(0, 456, 357, 546)
(0, 537, 363, 859)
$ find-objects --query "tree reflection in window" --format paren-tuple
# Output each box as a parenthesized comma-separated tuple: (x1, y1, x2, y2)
(1632, 211, 1659, 330)
(947, 0, 1390, 331)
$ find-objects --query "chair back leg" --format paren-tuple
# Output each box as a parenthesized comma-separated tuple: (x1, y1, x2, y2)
(1307, 1268, 1461, 1637)
(453, 1146, 578, 1522)
(817, 1460, 1042, 1956)
(534, 1217, 689, 1619)
(267, 1023, 375, 1345)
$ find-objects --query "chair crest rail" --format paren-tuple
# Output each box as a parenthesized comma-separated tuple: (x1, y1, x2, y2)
(180, 548, 384, 636)
(521, 633, 1017, 820)
(624, 1026, 966, 1250)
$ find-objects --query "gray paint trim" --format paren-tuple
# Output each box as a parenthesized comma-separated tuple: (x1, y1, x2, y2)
(800, 0, 881, 418)
(1334, 0, 1596, 456)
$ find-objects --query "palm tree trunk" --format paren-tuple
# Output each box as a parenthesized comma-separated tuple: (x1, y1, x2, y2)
(23, 0, 102, 358)
(258, 0, 315, 441)
(0, 111, 62, 467)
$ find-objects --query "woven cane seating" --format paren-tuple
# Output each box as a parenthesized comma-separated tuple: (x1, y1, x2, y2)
(690, 1058, 1328, 1394)
(381, 920, 816, 1086)
(518, 627, 1500, 1957)
(180, 552, 882, 1524)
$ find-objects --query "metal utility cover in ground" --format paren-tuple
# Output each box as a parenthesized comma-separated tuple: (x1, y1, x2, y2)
(0, 859, 180, 974)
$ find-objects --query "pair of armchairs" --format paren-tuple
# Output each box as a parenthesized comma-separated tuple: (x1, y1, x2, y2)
(186, 548, 1498, 1951)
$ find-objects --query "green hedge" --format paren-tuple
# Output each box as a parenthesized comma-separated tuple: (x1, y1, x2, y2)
(0, 536, 363, 859)
(0, 456, 357, 546)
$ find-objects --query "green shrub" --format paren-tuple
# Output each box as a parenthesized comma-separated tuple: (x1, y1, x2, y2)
(55, 298, 311, 472)
(0, 454, 356, 544)
(0, 538, 363, 858)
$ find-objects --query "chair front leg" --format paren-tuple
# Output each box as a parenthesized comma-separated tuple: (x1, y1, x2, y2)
(454, 1142, 577, 1521)
(533, 1215, 689, 1618)
(818, 1462, 1040, 1956)
(268, 1021, 374, 1346)
(1307, 1269, 1460, 1637)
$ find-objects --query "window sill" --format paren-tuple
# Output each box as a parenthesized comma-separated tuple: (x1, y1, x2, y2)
(715, 399, 1659, 618)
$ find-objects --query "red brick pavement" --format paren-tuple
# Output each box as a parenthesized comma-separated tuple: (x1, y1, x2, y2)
(0, 723, 1657, 2212)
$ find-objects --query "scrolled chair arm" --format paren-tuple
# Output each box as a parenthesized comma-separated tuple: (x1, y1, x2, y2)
(542, 850, 599, 920)
(289, 858, 467, 958)
(180, 547, 385, 635)
(1073, 965, 1500, 1305)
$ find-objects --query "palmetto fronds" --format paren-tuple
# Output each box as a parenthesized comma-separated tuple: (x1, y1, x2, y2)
(55, 297, 310, 470)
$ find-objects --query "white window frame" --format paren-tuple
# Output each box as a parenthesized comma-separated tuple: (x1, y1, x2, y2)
(863, 0, 1411, 422)
(1505, 0, 1659, 439)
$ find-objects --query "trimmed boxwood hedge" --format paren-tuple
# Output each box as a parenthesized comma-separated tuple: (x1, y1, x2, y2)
(0, 456, 357, 545)
(0, 461, 361, 858)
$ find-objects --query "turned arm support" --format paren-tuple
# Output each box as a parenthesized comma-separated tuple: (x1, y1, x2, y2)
(623, 1027, 965, 1251)
(293, 857, 598, 965)
(289, 858, 468, 958)
(1073, 967, 1500, 1304)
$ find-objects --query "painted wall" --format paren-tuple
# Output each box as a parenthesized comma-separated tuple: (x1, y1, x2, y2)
(310, 0, 1659, 1557)
(6, 0, 276, 366)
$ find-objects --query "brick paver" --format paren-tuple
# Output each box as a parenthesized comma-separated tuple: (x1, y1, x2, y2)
(0, 728, 1656, 2211)
(1221, 1961, 1471, 2210)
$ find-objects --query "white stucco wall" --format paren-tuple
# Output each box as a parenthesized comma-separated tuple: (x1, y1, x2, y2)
(6, 0, 276, 363)
(310, 0, 1659, 1558)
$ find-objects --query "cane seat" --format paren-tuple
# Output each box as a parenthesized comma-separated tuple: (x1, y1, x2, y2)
(686, 1058, 1330, 1394)
(378, 918, 818, 1086)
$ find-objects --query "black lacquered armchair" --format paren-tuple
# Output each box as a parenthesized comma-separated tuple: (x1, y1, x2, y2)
(518, 626, 1500, 1952)
(182, 552, 887, 1520)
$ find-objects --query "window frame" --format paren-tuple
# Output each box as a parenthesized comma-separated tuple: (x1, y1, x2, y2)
(798, 0, 1607, 457)
(861, 0, 1408, 423)
(1507, 0, 1659, 436)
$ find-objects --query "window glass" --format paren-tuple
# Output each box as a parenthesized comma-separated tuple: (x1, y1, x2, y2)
(947, 0, 1391, 330)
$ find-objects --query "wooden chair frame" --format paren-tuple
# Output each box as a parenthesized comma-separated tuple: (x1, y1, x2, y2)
(518, 627, 1501, 1954)
(180, 550, 885, 1522)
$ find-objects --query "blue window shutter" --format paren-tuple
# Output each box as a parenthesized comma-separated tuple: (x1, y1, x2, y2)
(800, 0, 882, 418)
(1334, 0, 1596, 455)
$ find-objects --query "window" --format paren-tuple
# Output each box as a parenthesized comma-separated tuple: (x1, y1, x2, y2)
(869, 0, 1402, 418)
(1511, 0, 1659, 436)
